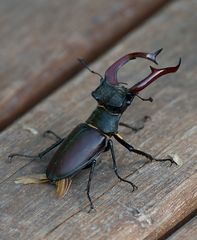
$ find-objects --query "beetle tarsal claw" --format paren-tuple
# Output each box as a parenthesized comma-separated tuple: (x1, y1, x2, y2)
(15, 174, 49, 184)
(56, 178, 72, 198)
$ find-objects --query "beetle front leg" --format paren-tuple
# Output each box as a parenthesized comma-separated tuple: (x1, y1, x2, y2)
(135, 94, 153, 102)
(113, 134, 176, 166)
(108, 139, 138, 191)
(86, 159, 97, 212)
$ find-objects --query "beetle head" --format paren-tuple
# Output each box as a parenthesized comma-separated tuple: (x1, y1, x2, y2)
(92, 80, 134, 113)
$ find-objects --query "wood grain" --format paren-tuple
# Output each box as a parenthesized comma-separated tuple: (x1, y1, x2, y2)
(0, 0, 196, 239)
(0, 0, 170, 131)
(167, 216, 197, 240)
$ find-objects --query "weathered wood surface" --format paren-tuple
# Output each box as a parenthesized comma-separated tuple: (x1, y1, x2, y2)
(167, 215, 197, 240)
(0, 0, 197, 239)
(0, 0, 170, 131)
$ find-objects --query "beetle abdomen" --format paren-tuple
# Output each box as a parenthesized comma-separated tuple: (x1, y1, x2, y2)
(46, 123, 107, 181)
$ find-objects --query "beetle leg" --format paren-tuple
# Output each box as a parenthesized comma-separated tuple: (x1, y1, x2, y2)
(113, 134, 176, 166)
(43, 130, 63, 141)
(119, 122, 142, 132)
(108, 139, 138, 191)
(113, 134, 134, 150)
(8, 138, 64, 162)
(87, 159, 97, 212)
(128, 148, 176, 166)
(119, 116, 150, 132)
(38, 138, 64, 158)
(135, 94, 153, 102)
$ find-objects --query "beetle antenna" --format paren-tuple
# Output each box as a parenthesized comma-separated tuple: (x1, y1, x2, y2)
(135, 94, 153, 102)
(78, 58, 103, 79)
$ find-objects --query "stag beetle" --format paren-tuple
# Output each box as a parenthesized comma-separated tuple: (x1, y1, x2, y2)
(9, 49, 181, 211)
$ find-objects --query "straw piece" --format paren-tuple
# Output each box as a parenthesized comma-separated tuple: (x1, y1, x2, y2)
(15, 174, 49, 184)
(56, 178, 72, 198)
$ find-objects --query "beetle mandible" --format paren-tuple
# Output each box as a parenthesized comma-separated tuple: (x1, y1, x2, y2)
(9, 49, 181, 211)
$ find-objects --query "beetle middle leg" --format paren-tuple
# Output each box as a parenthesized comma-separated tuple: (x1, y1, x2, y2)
(108, 139, 138, 191)
(86, 159, 97, 212)
(129, 148, 175, 166)
(113, 134, 176, 166)
(119, 115, 151, 132)
(8, 138, 64, 162)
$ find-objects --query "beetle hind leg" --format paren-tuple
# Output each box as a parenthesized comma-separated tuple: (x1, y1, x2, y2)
(86, 159, 97, 212)
(8, 153, 41, 163)
(43, 130, 63, 141)
(108, 140, 138, 191)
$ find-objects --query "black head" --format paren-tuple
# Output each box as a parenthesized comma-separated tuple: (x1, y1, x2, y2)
(92, 80, 134, 114)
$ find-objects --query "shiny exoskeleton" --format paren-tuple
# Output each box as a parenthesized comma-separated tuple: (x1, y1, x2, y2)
(9, 49, 181, 211)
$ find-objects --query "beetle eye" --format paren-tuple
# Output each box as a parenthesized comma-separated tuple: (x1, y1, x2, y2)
(95, 96, 99, 101)
(126, 100, 131, 105)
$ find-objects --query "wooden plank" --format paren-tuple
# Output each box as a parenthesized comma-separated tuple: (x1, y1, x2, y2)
(166, 216, 197, 240)
(0, 0, 170, 131)
(0, 0, 196, 239)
